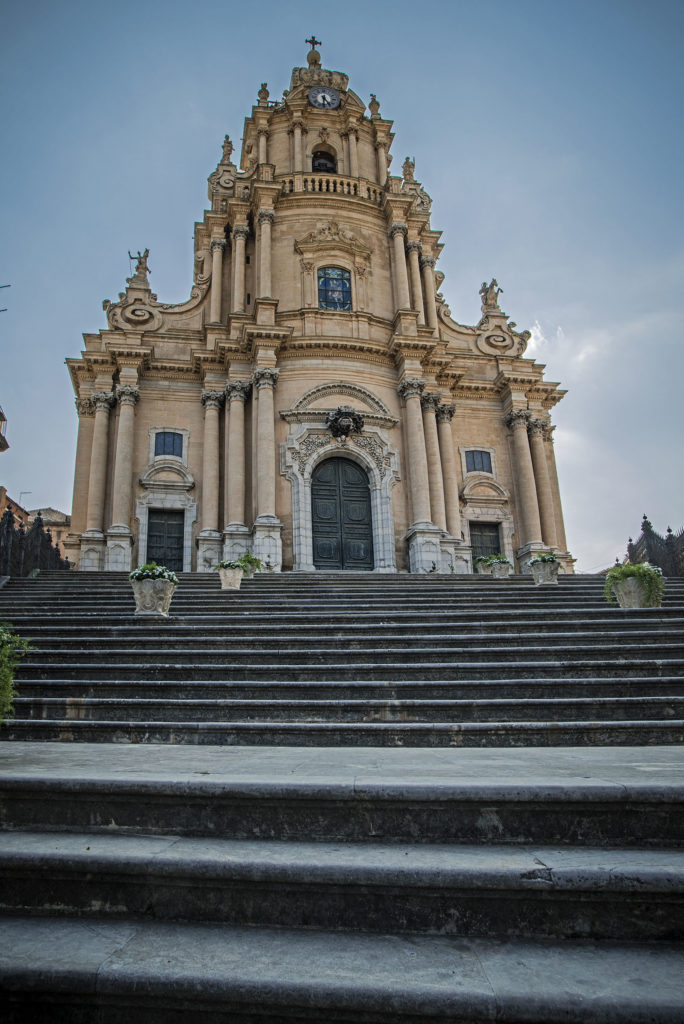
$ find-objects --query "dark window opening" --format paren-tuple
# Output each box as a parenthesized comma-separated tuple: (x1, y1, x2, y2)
(318, 267, 352, 311)
(245, 255, 250, 264)
(312, 150, 337, 173)
(470, 522, 501, 561)
(466, 449, 493, 474)
(155, 431, 183, 458)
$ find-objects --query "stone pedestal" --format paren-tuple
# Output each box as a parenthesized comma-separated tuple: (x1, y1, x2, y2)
(223, 523, 252, 563)
(252, 516, 282, 572)
(406, 523, 443, 574)
(440, 536, 470, 574)
(197, 530, 222, 573)
(517, 542, 548, 574)
(105, 526, 134, 572)
(79, 530, 105, 571)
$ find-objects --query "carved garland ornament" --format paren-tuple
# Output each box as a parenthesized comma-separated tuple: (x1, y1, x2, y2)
(325, 405, 365, 439)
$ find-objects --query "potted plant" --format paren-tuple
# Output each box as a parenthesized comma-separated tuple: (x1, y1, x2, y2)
(214, 559, 244, 590)
(128, 562, 179, 616)
(528, 553, 560, 586)
(487, 554, 513, 579)
(604, 562, 665, 609)
(236, 550, 263, 578)
(474, 556, 492, 576)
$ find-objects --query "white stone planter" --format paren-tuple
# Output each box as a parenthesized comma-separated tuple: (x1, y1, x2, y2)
(530, 560, 560, 586)
(130, 578, 176, 617)
(218, 566, 243, 590)
(611, 576, 662, 610)
(475, 562, 492, 575)
(490, 561, 513, 579)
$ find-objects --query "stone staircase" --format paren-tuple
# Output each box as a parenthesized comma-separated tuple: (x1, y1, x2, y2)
(0, 570, 683, 1021)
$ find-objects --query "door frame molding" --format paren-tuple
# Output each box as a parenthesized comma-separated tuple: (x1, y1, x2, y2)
(136, 460, 198, 572)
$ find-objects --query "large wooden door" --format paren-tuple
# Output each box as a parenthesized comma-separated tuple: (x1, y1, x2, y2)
(311, 458, 374, 570)
(146, 509, 184, 571)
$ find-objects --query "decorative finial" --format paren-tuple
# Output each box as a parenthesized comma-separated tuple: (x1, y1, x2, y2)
(368, 94, 380, 118)
(306, 35, 322, 67)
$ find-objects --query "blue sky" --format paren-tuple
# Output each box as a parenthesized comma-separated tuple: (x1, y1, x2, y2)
(1, 0, 682, 570)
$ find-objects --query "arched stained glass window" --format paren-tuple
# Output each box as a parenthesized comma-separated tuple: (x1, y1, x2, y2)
(318, 267, 352, 311)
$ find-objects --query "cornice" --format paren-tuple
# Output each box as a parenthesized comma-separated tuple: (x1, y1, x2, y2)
(281, 409, 397, 429)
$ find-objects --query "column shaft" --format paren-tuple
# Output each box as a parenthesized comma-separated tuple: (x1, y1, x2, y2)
(421, 257, 438, 331)
(437, 405, 462, 539)
(507, 411, 543, 546)
(71, 399, 96, 536)
(110, 387, 139, 527)
(293, 124, 302, 172)
(225, 383, 250, 525)
(258, 129, 268, 164)
(85, 393, 113, 532)
(390, 225, 411, 311)
(529, 421, 558, 547)
(253, 370, 279, 519)
(422, 395, 447, 530)
(398, 380, 431, 525)
(209, 239, 225, 323)
(258, 212, 273, 298)
(376, 143, 388, 183)
(407, 244, 425, 324)
(201, 391, 224, 532)
(545, 429, 568, 550)
(232, 227, 248, 313)
(348, 130, 359, 177)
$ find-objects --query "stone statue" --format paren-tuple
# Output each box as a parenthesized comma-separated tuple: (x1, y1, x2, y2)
(128, 249, 150, 277)
(402, 156, 415, 182)
(368, 94, 380, 117)
(221, 135, 234, 163)
(258, 82, 269, 104)
(480, 278, 503, 311)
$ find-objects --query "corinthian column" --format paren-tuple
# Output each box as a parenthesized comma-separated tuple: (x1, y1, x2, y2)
(258, 210, 274, 298)
(85, 391, 114, 533)
(201, 390, 225, 532)
(70, 397, 95, 539)
(505, 410, 542, 548)
(209, 238, 226, 324)
(406, 242, 425, 324)
(436, 404, 462, 540)
(528, 418, 558, 548)
(397, 378, 431, 525)
(110, 386, 140, 528)
(232, 226, 249, 314)
(544, 424, 568, 551)
(253, 368, 279, 519)
(420, 255, 438, 332)
(421, 392, 447, 531)
(224, 382, 251, 526)
(389, 224, 411, 312)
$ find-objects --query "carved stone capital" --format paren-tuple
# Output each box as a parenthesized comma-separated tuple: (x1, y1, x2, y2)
(232, 225, 250, 242)
(92, 391, 115, 412)
(210, 238, 226, 253)
(505, 409, 530, 431)
(75, 397, 95, 417)
(201, 389, 225, 410)
(116, 385, 140, 407)
(420, 391, 441, 412)
(225, 381, 252, 403)
(436, 403, 455, 424)
(253, 368, 280, 390)
(258, 209, 275, 226)
(389, 222, 408, 240)
(406, 241, 422, 256)
(528, 417, 547, 438)
(419, 256, 436, 270)
(375, 140, 388, 152)
(397, 378, 425, 401)
(257, 127, 270, 138)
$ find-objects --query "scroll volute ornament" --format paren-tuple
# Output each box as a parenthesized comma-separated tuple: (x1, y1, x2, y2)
(326, 405, 364, 439)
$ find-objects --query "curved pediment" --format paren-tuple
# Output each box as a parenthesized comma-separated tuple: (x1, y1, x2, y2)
(140, 459, 195, 491)
(461, 475, 509, 501)
(292, 382, 391, 416)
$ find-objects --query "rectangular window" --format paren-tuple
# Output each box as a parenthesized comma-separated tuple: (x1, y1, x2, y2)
(318, 267, 352, 311)
(466, 450, 492, 474)
(154, 431, 183, 458)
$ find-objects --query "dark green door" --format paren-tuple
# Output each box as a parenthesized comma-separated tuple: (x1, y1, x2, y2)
(147, 509, 184, 571)
(470, 522, 501, 562)
(312, 458, 374, 570)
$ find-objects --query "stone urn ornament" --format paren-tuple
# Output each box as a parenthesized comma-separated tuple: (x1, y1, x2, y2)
(214, 560, 244, 590)
(474, 558, 492, 575)
(128, 563, 178, 616)
(490, 558, 513, 579)
(529, 555, 560, 586)
(604, 562, 665, 610)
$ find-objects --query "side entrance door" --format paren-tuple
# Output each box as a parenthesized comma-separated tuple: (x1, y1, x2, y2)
(311, 458, 374, 570)
(146, 509, 184, 572)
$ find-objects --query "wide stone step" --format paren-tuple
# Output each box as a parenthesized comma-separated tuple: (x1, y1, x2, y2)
(16, 657, 684, 681)
(14, 675, 684, 701)
(1, 743, 681, 846)
(3, 916, 683, 1024)
(13, 694, 684, 724)
(4, 716, 684, 746)
(2, 831, 682, 941)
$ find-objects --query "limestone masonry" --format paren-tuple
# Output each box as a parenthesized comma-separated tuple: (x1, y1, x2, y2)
(66, 42, 572, 575)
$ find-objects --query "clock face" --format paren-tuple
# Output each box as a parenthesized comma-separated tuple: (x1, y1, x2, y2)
(308, 86, 340, 110)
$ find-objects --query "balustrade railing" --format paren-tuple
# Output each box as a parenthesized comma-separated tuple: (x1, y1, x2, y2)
(280, 174, 383, 204)
(627, 515, 684, 577)
(0, 507, 72, 576)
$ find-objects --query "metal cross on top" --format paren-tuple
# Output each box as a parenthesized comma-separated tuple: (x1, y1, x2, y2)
(306, 35, 322, 50)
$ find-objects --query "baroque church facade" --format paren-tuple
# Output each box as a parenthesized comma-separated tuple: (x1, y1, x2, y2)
(65, 42, 572, 575)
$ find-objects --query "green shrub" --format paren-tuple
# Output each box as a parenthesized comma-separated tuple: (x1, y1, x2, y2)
(604, 562, 665, 607)
(0, 623, 33, 722)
